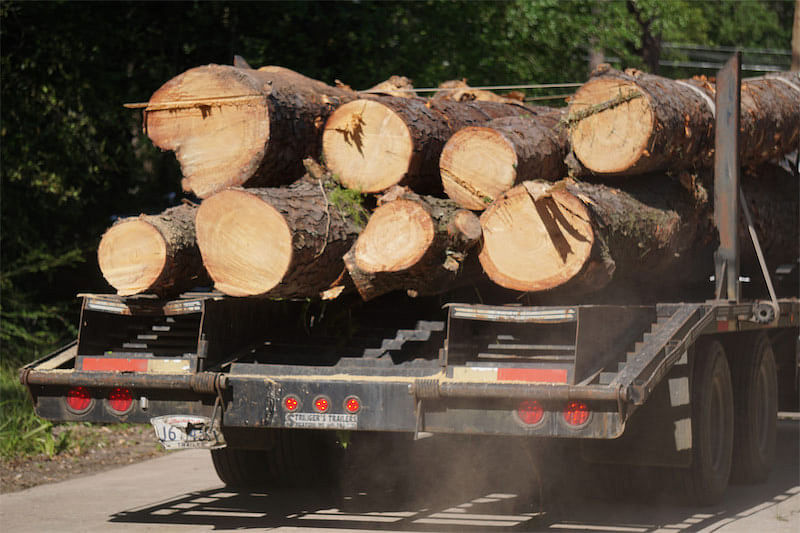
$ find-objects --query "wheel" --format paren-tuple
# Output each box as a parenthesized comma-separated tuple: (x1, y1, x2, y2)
(677, 339, 734, 505)
(211, 429, 341, 488)
(729, 332, 777, 483)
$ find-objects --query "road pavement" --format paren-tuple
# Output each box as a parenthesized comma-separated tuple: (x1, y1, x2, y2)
(2, 420, 798, 532)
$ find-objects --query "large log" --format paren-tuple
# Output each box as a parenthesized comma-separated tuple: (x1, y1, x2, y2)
(97, 204, 209, 297)
(321, 96, 545, 194)
(194, 161, 365, 298)
(343, 187, 482, 301)
(479, 166, 798, 296)
(439, 111, 567, 210)
(145, 65, 356, 199)
(568, 67, 800, 176)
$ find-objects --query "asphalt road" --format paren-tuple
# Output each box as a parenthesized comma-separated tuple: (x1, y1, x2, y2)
(2, 420, 798, 533)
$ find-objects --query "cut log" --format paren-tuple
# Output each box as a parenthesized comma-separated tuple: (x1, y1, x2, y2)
(433, 79, 526, 104)
(568, 67, 800, 175)
(322, 96, 543, 194)
(145, 64, 356, 199)
(98, 204, 208, 297)
(365, 75, 416, 98)
(480, 167, 798, 296)
(439, 111, 567, 210)
(344, 187, 482, 301)
(194, 163, 365, 298)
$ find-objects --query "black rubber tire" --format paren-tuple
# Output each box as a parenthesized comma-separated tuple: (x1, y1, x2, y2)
(211, 429, 340, 488)
(679, 339, 734, 505)
(729, 332, 778, 484)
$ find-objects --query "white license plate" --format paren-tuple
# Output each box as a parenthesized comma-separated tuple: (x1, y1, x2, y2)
(150, 415, 225, 450)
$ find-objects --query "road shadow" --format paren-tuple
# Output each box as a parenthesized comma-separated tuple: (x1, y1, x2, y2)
(110, 421, 799, 532)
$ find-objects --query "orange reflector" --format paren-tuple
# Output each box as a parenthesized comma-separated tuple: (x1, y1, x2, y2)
(284, 396, 300, 411)
(563, 400, 589, 426)
(108, 387, 133, 413)
(516, 400, 544, 425)
(66, 387, 91, 412)
(314, 396, 330, 413)
(344, 396, 361, 414)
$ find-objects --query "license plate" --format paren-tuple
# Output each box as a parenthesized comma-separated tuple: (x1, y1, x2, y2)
(150, 415, 225, 450)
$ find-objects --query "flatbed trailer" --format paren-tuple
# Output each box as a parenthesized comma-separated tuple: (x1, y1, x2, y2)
(19, 53, 800, 505)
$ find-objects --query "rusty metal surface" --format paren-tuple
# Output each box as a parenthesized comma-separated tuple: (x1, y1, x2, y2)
(21, 369, 226, 394)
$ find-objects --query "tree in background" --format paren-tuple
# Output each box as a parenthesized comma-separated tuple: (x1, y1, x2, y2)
(1, 0, 794, 362)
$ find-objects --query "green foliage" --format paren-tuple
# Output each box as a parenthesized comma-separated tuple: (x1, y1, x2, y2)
(328, 185, 368, 228)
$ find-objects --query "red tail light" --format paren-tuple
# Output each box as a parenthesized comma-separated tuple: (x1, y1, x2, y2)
(563, 401, 590, 426)
(284, 395, 300, 412)
(108, 387, 133, 414)
(313, 396, 330, 413)
(516, 400, 544, 425)
(66, 387, 92, 413)
(344, 396, 361, 414)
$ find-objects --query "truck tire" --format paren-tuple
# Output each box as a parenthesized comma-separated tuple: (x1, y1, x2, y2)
(679, 339, 734, 505)
(729, 332, 777, 484)
(211, 429, 340, 488)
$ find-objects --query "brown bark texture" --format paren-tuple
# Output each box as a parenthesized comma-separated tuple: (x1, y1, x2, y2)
(195, 166, 365, 298)
(432, 79, 528, 104)
(344, 187, 483, 301)
(364, 75, 416, 98)
(440, 110, 569, 210)
(98, 203, 209, 297)
(568, 67, 800, 176)
(145, 64, 356, 198)
(322, 95, 547, 195)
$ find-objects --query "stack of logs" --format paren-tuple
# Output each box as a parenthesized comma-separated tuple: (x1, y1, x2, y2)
(98, 62, 800, 303)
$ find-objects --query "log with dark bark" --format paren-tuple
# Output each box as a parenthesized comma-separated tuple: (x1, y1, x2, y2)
(145, 64, 356, 199)
(439, 111, 568, 210)
(568, 67, 800, 176)
(98, 204, 209, 297)
(343, 187, 482, 301)
(479, 166, 798, 296)
(321, 96, 545, 194)
(194, 162, 365, 298)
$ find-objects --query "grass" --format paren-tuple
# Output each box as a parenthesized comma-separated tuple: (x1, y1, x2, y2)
(0, 362, 71, 459)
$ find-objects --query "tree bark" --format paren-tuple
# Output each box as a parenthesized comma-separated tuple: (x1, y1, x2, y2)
(194, 165, 365, 298)
(145, 64, 356, 199)
(98, 203, 209, 297)
(322, 95, 544, 194)
(439, 111, 568, 210)
(343, 187, 482, 301)
(480, 167, 798, 297)
(568, 67, 800, 176)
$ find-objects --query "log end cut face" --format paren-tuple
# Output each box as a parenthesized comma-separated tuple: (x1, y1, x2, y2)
(146, 65, 269, 199)
(440, 127, 517, 210)
(569, 78, 653, 174)
(195, 190, 292, 297)
(354, 199, 434, 273)
(98, 221, 167, 296)
(322, 99, 413, 193)
(479, 182, 594, 292)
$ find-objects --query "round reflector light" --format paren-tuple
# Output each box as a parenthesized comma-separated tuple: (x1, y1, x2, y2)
(563, 401, 590, 426)
(284, 395, 300, 411)
(516, 400, 544, 425)
(344, 396, 361, 414)
(108, 387, 133, 414)
(314, 396, 330, 413)
(66, 387, 92, 413)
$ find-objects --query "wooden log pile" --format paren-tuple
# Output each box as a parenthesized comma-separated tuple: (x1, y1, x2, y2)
(98, 61, 799, 304)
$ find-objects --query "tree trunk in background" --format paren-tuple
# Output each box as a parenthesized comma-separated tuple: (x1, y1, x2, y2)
(146, 64, 356, 198)
(194, 171, 363, 298)
(98, 203, 209, 297)
(344, 187, 482, 301)
(793, 0, 800, 71)
(568, 67, 800, 176)
(322, 95, 546, 194)
(439, 111, 567, 210)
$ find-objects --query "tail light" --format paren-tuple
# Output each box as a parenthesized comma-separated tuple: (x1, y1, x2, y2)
(108, 387, 133, 414)
(563, 401, 590, 426)
(344, 396, 361, 414)
(516, 400, 544, 425)
(66, 387, 92, 413)
(284, 395, 300, 412)
(313, 396, 330, 413)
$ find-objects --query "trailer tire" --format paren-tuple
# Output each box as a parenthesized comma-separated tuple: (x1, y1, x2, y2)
(680, 339, 734, 505)
(729, 332, 777, 484)
(211, 430, 340, 488)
